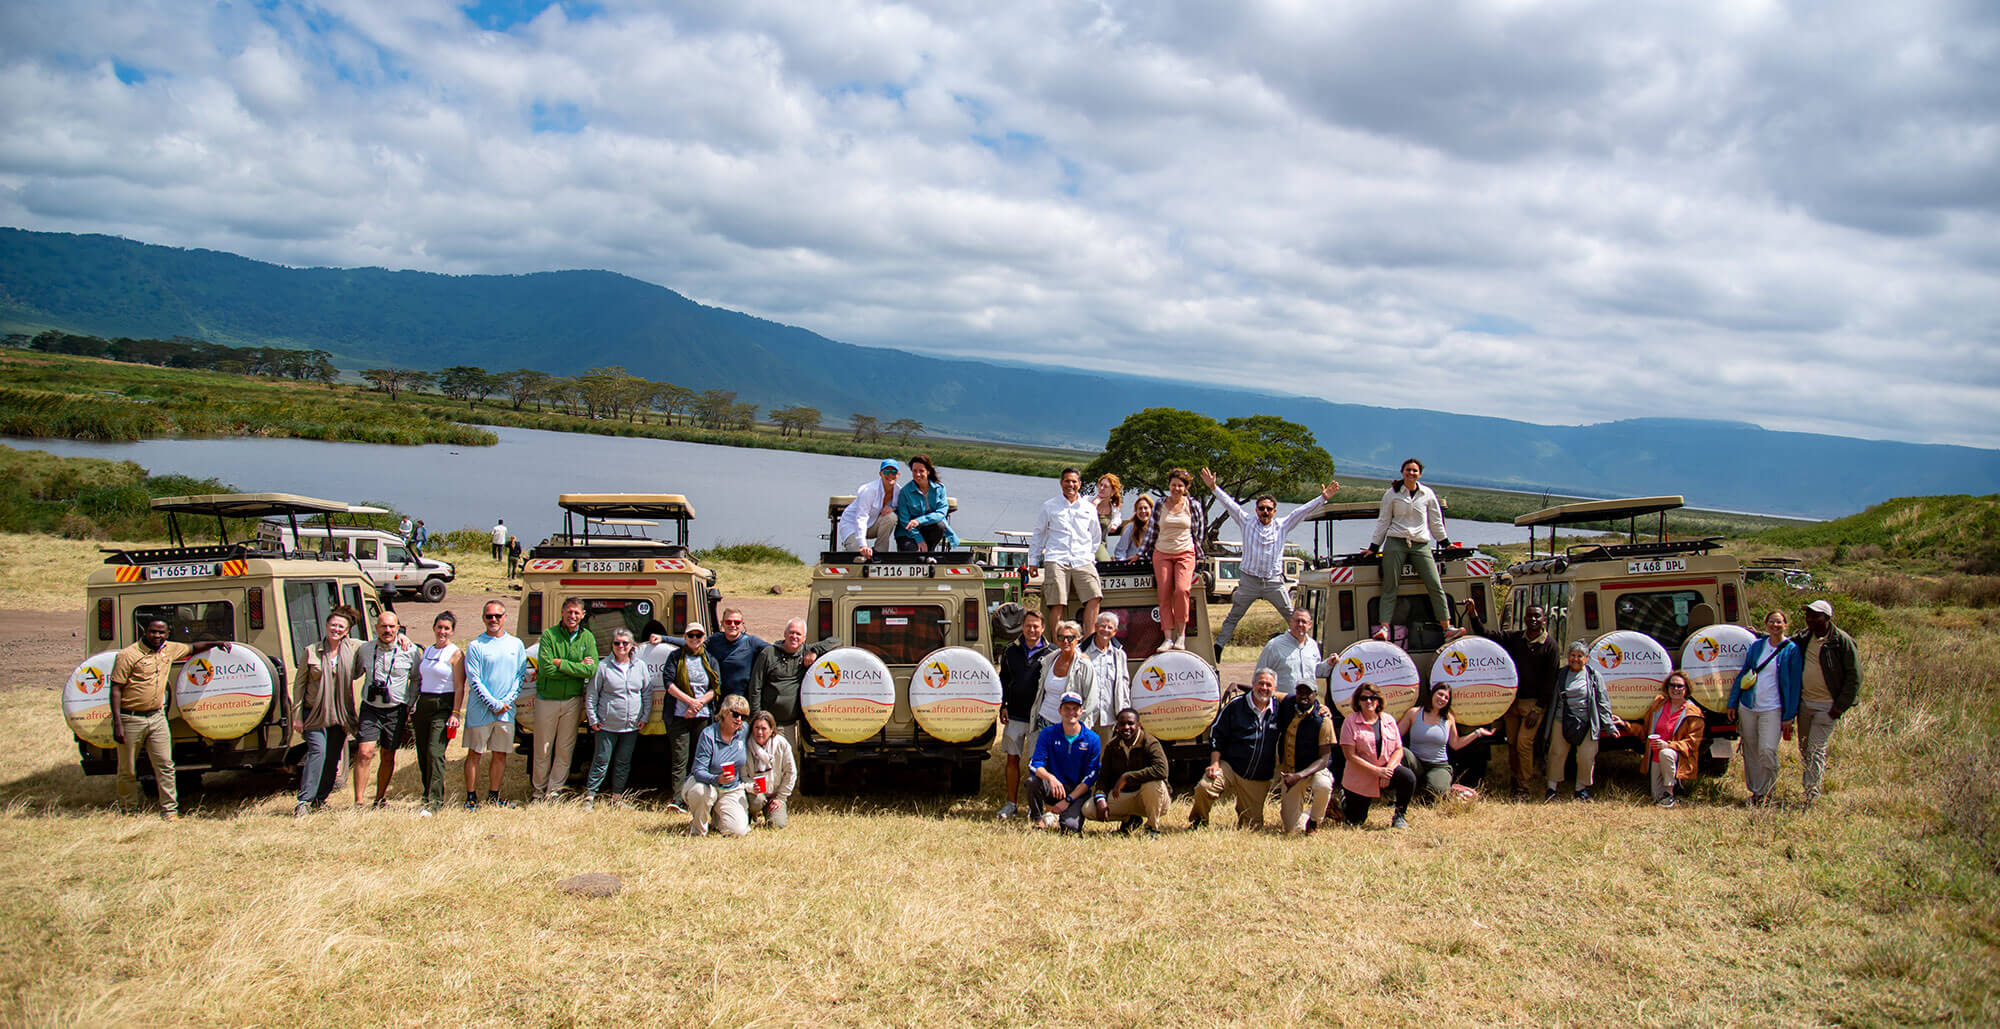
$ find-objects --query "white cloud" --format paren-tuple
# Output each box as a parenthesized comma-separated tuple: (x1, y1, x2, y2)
(1, 0, 1995, 447)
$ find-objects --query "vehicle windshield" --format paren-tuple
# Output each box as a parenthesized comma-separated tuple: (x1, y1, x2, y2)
(1370, 593, 1459, 653)
(1096, 604, 1165, 660)
(132, 602, 236, 645)
(571, 598, 667, 656)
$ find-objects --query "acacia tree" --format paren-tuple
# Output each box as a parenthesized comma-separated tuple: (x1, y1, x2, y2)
(360, 368, 429, 400)
(849, 414, 880, 442)
(886, 417, 924, 445)
(436, 365, 499, 410)
(1085, 407, 1335, 548)
(654, 384, 696, 426)
(502, 369, 553, 411)
(770, 405, 823, 438)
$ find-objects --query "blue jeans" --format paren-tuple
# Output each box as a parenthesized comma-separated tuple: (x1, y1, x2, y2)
(298, 726, 348, 806)
(586, 730, 639, 796)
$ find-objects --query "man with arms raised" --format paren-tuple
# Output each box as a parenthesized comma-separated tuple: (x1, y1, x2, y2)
(1202, 467, 1340, 659)
(462, 600, 527, 810)
(353, 609, 420, 809)
(531, 597, 598, 803)
(837, 459, 902, 558)
(1088, 707, 1170, 836)
(1189, 668, 1282, 830)
(108, 617, 232, 821)
(995, 609, 1050, 819)
(1028, 468, 1104, 632)
(1027, 691, 1101, 835)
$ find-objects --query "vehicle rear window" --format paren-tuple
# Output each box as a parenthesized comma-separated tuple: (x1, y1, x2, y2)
(850, 605, 949, 664)
(1613, 589, 1705, 650)
(132, 602, 236, 645)
(573, 598, 663, 656)
(1369, 593, 1460, 653)
(1097, 605, 1165, 660)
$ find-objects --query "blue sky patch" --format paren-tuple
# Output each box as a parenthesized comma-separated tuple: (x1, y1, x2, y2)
(462, 0, 600, 32)
(1458, 314, 1533, 336)
(531, 99, 586, 133)
(113, 61, 148, 85)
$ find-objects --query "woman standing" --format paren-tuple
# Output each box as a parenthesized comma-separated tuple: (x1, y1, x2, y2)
(1094, 474, 1124, 561)
(292, 608, 366, 817)
(1027, 621, 1096, 738)
(1367, 458, 1460, 643)
(1113, 495, 1154, 561)
(1728, 610, 1802, 806)
(412, 611, 467, 816)
(582, 628, 652, 809)
(1639, 671, 1706, 807)
(746, 711, 798, 828)
(1397, 683, 1496, 801)
(895, 454, 956, 552)
(1339, 686, 1417, 827)
(1139, 469, 1206, 651)
(1538, 641, 1623, 801)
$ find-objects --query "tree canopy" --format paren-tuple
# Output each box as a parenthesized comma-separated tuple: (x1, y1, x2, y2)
(1085, 407, 1335, 545)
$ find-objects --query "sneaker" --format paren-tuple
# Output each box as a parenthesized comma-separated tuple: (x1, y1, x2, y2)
(1187, 815, 1207, 831)
(1575, 789, 1593, 802)
(997, 801, 1019, 820)
(419, 807, 434, 817)
(1391, 814, 1409, 829)
(666, 802, 687, 815)
(1656, 795, 1677, 808)
(1442, 626, 1468, 642)
(1143, 827, 1163, 837)
(163, 813, 181, 823)
(370, 798, 388, 810)
(294, 802, 310, 819)
(1372, 627, 1391, 642)
(1544, 787, 1559, 802)
(464, 794, 479, 812)
(1512, 788, 1531, 801)
(1039, 812, 1059, 829)
(1303, 819, 1319, 836)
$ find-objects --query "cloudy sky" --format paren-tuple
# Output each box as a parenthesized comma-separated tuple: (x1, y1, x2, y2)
(3, 0, 1996, 447)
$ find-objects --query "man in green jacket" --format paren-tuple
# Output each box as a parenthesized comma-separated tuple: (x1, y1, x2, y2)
(1793, 598, 1862, 804)
(532, 597, 599, 802)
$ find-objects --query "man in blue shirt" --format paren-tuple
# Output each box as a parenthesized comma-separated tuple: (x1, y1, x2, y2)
(462, 599, 527, 810)
(1027, 692, 1101, 835)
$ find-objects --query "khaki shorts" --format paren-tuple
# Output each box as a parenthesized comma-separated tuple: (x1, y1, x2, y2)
(1043, 563, 1102, 607)
(462, 719, 514, 753)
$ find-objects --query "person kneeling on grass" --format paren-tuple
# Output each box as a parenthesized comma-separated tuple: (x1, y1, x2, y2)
(1189, 669, 1281, 830)
(746, 712, 797, 829)
(1088, 708, 1170, 836)
(1275, 678, 1338, 836)
(582, 629, 651, 810)
(684, 695, 752, 837)
(1339, 685, 1417, 828)
(1027, 692, 1101, 835)
(1639, 671, 1705, 808)
(1397, 683, 1495, 803)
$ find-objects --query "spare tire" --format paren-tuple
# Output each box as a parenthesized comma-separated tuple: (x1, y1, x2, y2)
(1679, 623, 1757, 715)
(909, 647, 1001, 743)
(174, 644, 275, 741)
(1588, 631, 1674, 719)
(63, 651, 120, 748)
(1427, 636, 1517, 727)
(989, 602, 1026, 639)
(801, 647, 895, 744)
(1326, 640, 1421, 717)
(1130, 650, 1220, 741)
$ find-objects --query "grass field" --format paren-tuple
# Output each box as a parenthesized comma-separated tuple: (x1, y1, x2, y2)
(3, 526, 1999, 1025)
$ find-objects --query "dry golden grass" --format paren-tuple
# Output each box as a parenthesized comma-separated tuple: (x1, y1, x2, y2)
(0, 531, 147, 611)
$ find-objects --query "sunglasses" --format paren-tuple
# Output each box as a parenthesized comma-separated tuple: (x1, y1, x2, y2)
(1257, 506, 1276, 513)
(613, 641, 634, 647)
(1356, 695, 1381, 704)
(686, 631, 705, 638)
(483, 614, 504, 621)
(1058, 635, 1079, 642)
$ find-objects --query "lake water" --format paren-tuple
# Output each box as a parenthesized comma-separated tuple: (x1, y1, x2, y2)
(7, 427, 1544, 555)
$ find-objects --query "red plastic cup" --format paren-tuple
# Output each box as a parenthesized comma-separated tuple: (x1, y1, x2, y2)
(446, 724, 458, 741)
(1647, 734, 1661, 759)
(721, 761, 735, 784)
(754, 774, 769, 794)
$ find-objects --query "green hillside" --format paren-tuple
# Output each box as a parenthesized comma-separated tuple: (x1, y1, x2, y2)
(1758, 495, 2000, 573)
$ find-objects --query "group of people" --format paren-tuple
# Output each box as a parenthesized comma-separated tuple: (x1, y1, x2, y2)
(395, 514, 431, 558)
(835, 455, 958, 557)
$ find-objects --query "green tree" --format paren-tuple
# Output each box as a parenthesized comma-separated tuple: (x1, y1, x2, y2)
(696, 389, 737, 429)
(502, 369, 553, 411)
(1085, 407, 1334, 547)
(436, 365, 497, 410)
(361, 368, 428, 400)
(770, 405, 823, 438)
(654, 383, 696, 426)
(886, 417, 924, 445)
(849, 414, 879, 443)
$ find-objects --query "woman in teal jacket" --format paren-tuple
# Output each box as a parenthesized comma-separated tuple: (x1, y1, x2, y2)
(1727, 609, 1803, 805)
(895, 454, 957, 551)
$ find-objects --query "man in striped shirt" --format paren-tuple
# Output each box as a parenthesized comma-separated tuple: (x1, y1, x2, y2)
(1201, 468, 1341, 658)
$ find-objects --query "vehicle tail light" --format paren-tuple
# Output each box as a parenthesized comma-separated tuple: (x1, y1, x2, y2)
(963, 598, 979, 642)
(1722, 583, 1739, 623)
(1583, 591, 1600, 631)
(247, 587, 265, 630)
(1338, 590, 1354, 632)
(817, 599, 834, 641)
(672, 594, 688, 632)
(97, 598, 114, 641)
(526, 593, 543, 635)
(1470, 583, 1487, 619)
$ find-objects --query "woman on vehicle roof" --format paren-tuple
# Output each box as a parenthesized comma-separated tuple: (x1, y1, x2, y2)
(895, 453, 957, 552)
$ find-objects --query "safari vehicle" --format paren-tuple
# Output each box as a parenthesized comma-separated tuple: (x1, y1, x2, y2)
(66, 493, 393, 798)
(1090, 559, 1222, 784)
(255, 515, 456, 601)
(962, 529, 1042, 593)
(1744, 557, 1817, 591)
(801, 496, 997, 794)
(1500, 495, 1747, 774)
(1293, 499, 1499, 683)
(1200, 545, 1306, 603)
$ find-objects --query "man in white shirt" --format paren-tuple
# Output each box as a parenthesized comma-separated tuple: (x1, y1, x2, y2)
(838, 460, 901, 558)
(491, 519, 509, 561)
(1256, 609, 1323, 694)
(1079, 613, 1131, 738)
(1202, 467, 1340, 655)
(1028, 468, 1104, 631)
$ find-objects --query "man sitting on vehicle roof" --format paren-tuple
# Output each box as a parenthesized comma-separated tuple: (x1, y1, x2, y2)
(838, 459, 901, 558)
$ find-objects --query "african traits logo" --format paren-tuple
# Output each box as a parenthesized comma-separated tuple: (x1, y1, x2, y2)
(1340, 657, 1365, 683)
(814, 663, 842, 689)
(922, 661, 949, 689)
(1596, 642, 1624, 670)
(1440, 650, 1467, 677)
(1694, 636, 1719, 663)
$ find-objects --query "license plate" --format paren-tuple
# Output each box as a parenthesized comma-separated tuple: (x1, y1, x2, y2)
(866, 564, 929, 579)
(147, 563, 215, 579)
(1101, 574, 1153, 591)
(1627, 558, 1687, 574)
(576, 560, 641, 573)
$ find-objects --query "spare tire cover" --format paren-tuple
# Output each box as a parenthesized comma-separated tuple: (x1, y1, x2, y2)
(1679, 623, 1757, 714)
(990, 602, 1026, 639)
(1130, 650, 1220, 741)
(635, 641, 677, 736)
(1327, 641, 1422, 717)
(63, 651, 120, 748)
(1589, 631, 1674, 719)
(517, 642, 540, 734)
(909, 647, 1002, 742)
(802, 647, 896, 743)
(1427, 636, 1517, 727)
(174, 644, 275, 741)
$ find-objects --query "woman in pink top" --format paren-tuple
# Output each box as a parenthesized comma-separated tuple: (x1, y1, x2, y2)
(1638, 670, 1705, 808)
(1339, 686, 1418, 828)
(1140, 468, 1206, 651)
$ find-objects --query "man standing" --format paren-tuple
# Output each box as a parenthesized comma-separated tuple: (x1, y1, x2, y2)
(1079, 613, 1131, 739)
(398, 514, 413, 541)
(1088, 708, 1170, 835)
(507, 537, 522, 579)
(1190, 668, 1282, 829)
(463, 600, 527, 810)
(748, 617, 841, 742)
(491, 518, 508, 561)
(107, 618, 231, 820)
(662, 622, 720, 813)
(1028, 468, 1104, 631)
(708, 609, 768, 704)
(1027, 692, 1101, 834)
(531, 597, 598, 803)
(1274, 679, 1338, 835)
(1794, 598, 1862, 805)
(411, 520, 429, 558)
(1202, 468, 1340, 657)
(353, 609, 419, 809)
(838, 460, 902, 557)
(996, 610, 1050, 819)
(1464, 600, 1559, 798)
(1256, 609, 1324, 694)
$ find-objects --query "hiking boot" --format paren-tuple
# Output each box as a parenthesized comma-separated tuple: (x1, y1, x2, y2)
(1575, 789, 1593, 802)
(997, 801, 1018, 820)
(1303, 819, 1319, 836)
(1544, 787, 1559, 802)
(464, 793, 480, 812)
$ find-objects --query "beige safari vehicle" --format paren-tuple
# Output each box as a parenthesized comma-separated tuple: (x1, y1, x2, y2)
(71, 493, 393, 798)
(1500, 495, 1747, 775)
(802, 495, 994, 794)
(1089, 557, 1221, 784)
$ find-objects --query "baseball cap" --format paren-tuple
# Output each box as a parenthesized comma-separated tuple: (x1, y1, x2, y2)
(1804, 599, 1834, 616)
(1058, 691, 1084, 708)
(683, 621, 707, 636)
(880, 459, 900, 474)
(1294, 679, 1318, 693)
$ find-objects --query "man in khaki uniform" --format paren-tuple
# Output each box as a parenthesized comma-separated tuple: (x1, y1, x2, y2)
(108, 617, 233, 820)
(1089, 708, 1171, 835)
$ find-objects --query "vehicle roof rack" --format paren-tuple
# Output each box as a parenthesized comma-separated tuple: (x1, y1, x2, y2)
(152, 492, 352, 518)
(557, 494, 696, 520)
(824, 495, 957, 550)
(826, 495, 958, 517)
(101, 542, 253, 566)
(1563, 537, 1723, 562)
(819, 549, 976, 565)
(1514, 495, 1690, 560)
